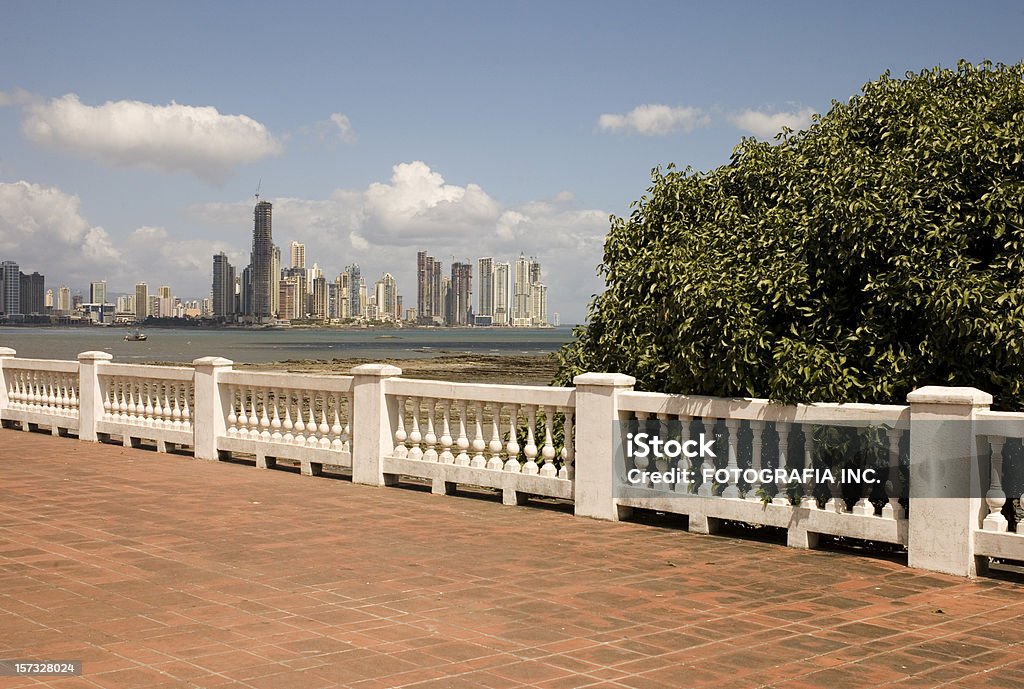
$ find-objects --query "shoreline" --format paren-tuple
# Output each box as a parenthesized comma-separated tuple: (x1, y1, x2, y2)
(148, 354, 560, 386)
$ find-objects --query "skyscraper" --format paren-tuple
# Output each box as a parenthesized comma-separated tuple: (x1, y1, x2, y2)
(347, 264, 361, 317)
(493, 262, 511, 326)
(20, 272, 44, 315)
(212, 252, 235, 319)
(513, 254, 531, 326)
(449, 262, 472, 326)
(477, 258, 494, 323)
(158, 286, 172, 318)
(135, 282, 148, 322)
(290, 241, 305, 269)
(1, 260, 20, 316)
(90, 280, 107, 306)
(57, 285, 71, 314)
(250, 200, 274, 322)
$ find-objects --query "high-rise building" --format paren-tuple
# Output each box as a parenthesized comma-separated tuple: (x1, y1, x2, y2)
(278, 275, 301, 320)
(89, 280, 107, 306)
(347, 264, 361, 317)
(57, 285, 72, 314)
(158, 286, 172, 318)
(212, 252, 236, 319)
(1, 260, 21, 316)
(135, 282, 149, 322)
(416, 251, 431, 323)
(311, 276, 328, 321)
(250, 200, 274, 321)
(530, 283, 548, 326)
(477, 258, 494, 322)
(513, 254, 531, 326)
(335, 272, 351, 319)
(377, 272, 398, 321)
(282, 267, 307, 317)
(290, 241, 305, 269)
(271, 244, 281, 318)
(449, 262, 472, 326)
(20, 272, 44, 315)
(494, 262, 511, 326)
(44, 288, 54, 311)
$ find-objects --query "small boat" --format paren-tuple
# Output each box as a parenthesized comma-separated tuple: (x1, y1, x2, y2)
(124, 330, 147, 341)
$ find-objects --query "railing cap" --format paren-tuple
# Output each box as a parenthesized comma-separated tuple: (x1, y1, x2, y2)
(351, 363, 402, 377)
(906, 386, 992, 406)
(78, 350, 113, 362)
(0, 347, 15, 358)
(193, 356, 233, 367)
(573, 372, 636, 388)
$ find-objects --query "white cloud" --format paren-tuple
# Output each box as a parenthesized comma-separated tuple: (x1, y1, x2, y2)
(0, 181, 121, 284)
(20, 94, 283, 183)
(126, 226, 244, 288)
(187, 161, 610, 321)
(598, 104, 710, 136)
(329, 113, 356, 143)
(728, 107, 815, 139)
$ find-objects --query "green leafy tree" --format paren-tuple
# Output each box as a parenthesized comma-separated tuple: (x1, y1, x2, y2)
(555, 61, 1024, 410)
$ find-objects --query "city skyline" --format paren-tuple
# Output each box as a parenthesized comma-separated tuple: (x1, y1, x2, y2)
(1, 3, 1020, 322)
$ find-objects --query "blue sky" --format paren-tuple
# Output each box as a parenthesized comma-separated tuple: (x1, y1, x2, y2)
(1, 1, 1022, 322)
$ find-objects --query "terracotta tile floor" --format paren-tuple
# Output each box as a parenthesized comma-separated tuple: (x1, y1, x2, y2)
(0, 429, 1022, 689)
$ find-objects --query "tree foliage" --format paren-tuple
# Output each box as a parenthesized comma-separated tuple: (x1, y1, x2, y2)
(555, 61, 1024, 408)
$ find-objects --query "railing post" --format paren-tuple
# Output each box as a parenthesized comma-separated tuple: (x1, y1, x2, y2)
(572, 372, 636, 520)
(193, 357, 233, 460)
(906, 386, 991, 577)
(77, 351, 113, 442)
(0, 347, 15, 416)
(0, 346, 14, 411)
(351, 364, 402, 486)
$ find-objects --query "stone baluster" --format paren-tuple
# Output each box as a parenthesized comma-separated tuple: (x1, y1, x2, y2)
(747, 420, 764, 501)
(523, 405, 539, 475)
(69, 380, 78, 412)
(126, 380, 138, 422)
(270, 389, 283, 441)
(418, 398, 436, 462)
(247, 387, 260, 439)
(800, 423, 817, 509)
(673, 414, 691, 493)
(143, 380, 154, 423)
(654, 413, 670, 487)
(540, 406, 557, 477)
(504, 405, 521, 472)
(470, 402, 487, 468)
(634, 411, 651, 487)
(698, 417, 716, 497)
(487, 403, 504, 470)
(438, 401, 454, 463)
(773, 422, 791, 506)
(722, 419, 742, 498)
(182, 385, 192, 429)
(392, 395, 407, 457)
(881, 428, 905, 519)
(292, 390, 307, 445)
(102, 379, 113, 421)
(983, 435, 1008, 531)
(455, 402, 470, 465)
(316, 394, 330, 449)
(258, 387, 271, 440)
(281, 390, 295, 444)
(118, 379, 129, 422)
(407, 397, 423, 460)
(343, 393, 353, 451)
(305, 394, 318, 446)
(330, 393, 343, 450)
(559, 409, 574, 480)
(852, 428, 877, 516)
(226, 385, 238, 436)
